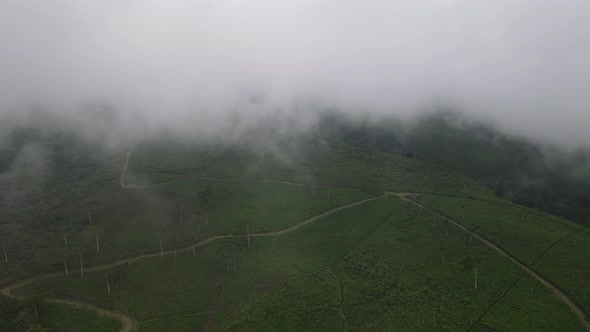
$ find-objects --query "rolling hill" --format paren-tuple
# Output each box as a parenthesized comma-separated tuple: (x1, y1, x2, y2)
(1, 113, 589, 331)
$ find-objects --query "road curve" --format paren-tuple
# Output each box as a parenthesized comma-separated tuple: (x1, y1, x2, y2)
(1, 286, 135, 332)
(12, 151, 583, 331)
(1, 192, 385, 331)
(394, 193, 590, 332)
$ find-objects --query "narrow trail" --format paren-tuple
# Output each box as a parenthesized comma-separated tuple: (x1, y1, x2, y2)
(0, 283, 135, 332)
(46, 298, 134, 332)
(394, 193, 590, 332)
(2, 194, 384, 296)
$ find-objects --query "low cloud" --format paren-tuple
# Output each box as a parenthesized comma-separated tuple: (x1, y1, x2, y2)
(1, 1, 589, 147)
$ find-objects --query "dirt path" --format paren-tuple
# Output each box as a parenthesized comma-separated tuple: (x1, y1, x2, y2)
(46, 298, 134, 331)
(393, 193, 590, 331)
(1, 283, 135, 332)
(0, 191, 384, 331)
(8, 152, 585, 330)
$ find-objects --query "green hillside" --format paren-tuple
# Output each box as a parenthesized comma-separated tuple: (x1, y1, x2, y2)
(1, 116, 589, 331)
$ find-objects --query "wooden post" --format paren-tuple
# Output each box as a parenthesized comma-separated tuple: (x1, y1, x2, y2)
(469, 233, 473, 246)
(312, 184, 315, 197)
(233, 259, 236, 272)
(106, 276, 111, 294)
(64, 259, 69, 276)
(88, 210, 92, 224)
(442, 255, 445, 264)
(159, 238, 164, 258)
(34, 305, 38, 317)
(63, 232, 68, 246)
(2, 243, 7, 263)
(174, 247, 177, 260)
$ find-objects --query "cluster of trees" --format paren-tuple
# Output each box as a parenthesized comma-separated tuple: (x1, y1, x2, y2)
(319, 111, 590, 226)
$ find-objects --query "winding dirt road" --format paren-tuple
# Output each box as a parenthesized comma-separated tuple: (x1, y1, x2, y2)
(1, 154, 385, 332)
(394, 193, 590, 331)
(3, 152, 587, 332)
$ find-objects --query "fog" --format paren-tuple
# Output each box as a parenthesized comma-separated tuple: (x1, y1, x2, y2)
(1, 1, 589, 147)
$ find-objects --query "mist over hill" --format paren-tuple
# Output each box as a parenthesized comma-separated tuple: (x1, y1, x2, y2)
(3, 109, 590, 231)
(319, 111, 590, 225)
(1, 2, 590, 330)
(1, 0, 590, 148)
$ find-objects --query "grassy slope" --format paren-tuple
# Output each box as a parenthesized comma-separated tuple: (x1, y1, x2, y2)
(419, 186, 590, 322)
(13, 198, 583, 331)
(3, 132, 590, 331)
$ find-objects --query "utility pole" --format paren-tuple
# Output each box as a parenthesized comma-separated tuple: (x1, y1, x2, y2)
(79, 252, 84, 278)
(474, 264, 478, 290)
(64, 259, 69, 276)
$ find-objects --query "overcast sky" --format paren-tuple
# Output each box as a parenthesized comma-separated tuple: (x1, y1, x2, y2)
(1, 1, 589, 146)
